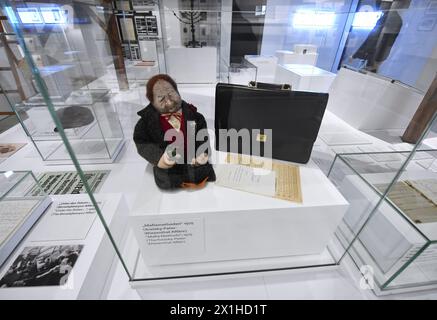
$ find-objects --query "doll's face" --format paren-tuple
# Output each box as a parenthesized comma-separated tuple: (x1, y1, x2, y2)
(152, 80, 182, 113)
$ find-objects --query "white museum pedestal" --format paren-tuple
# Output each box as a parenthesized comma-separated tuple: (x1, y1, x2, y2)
(337, 171, 437, 294)
(127, 153, 348, 282)
(275, 50, 318, 66)
(166, 47, 217, 83)
(244, 55, 278, 83)
(275, 64, 336, 93)
(327, 67, 424, 131)
(0, 194, 127, 299)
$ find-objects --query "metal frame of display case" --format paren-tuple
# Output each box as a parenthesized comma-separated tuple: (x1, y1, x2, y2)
(13, 89, 126, 165)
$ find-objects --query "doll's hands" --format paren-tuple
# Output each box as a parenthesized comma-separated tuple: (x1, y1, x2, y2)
(191, 153, 209, 166)
(158, 152, 176, 169)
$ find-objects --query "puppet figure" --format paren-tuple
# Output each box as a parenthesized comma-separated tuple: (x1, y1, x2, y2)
(133, 74, 215, 189)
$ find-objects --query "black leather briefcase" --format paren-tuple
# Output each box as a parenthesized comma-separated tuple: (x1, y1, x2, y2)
(215, 82, 328, 164)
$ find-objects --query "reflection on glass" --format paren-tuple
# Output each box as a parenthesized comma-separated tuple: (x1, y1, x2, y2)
(40, 7, 66, 24)
(16, 7, 43, 24)
(119, 16, 137, 42)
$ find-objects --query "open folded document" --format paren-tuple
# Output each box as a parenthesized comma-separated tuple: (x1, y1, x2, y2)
(214, 154, 302, 203)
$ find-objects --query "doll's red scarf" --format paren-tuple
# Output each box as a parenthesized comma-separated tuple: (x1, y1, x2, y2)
(159, 111, 187, 154)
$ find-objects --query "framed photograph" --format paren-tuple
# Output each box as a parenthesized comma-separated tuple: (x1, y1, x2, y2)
(0, 245, 83, 288)
(417, 17, 436, 31)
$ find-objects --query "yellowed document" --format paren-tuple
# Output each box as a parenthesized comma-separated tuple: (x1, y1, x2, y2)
(223, 153, 303, 203)
(406, 179, 437, 206)
(376, 181, 437, 224)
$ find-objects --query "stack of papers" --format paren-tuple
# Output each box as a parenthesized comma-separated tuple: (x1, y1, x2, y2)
(214, 154, 303, 203)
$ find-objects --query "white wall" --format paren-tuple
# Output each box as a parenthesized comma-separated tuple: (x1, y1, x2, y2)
(416, 43, 437, 92)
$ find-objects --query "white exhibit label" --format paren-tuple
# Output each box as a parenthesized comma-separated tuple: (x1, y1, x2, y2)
(135, 217, 205, 264)
(30, 200, 102, 242)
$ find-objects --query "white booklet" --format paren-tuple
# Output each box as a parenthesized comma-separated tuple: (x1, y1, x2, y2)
(215, 164, 276, 198)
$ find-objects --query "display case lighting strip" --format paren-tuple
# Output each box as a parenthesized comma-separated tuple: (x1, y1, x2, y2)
(11, 6, 66, 25)
(352, 11, 382, 29)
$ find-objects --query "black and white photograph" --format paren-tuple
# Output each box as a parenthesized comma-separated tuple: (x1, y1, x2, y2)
(27, 170, 110, 196)
(0, 245, 83, 288)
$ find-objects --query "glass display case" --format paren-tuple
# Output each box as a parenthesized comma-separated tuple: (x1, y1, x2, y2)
(1, 1, 126, 164)
(158, 0, 221, 84)
(14, 88, 125, 164)
(328, 112, 437, 294)
(220, 58, 258, 85)
(0, 171, 51, 268)
(318, 2, 437, 294)
(2, 0, 352, 285)
(1, 0, 437, 297)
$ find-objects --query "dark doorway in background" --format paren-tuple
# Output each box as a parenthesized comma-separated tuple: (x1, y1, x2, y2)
(230, 0, 266, 63)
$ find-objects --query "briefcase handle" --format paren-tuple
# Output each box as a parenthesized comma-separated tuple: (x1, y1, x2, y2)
(248, 81, 292, 91)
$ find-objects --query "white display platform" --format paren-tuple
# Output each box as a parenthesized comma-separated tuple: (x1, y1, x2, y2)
(166, 47, 217, 83)
(275, 64, 336, 93)
(327, 67, 424, 130)
(293, 44, 317, 54)
(275, 50, 318, 66)
(129, 153, 349, 267)
(244, 55, 278, 83)
(0, 193, 128, 299)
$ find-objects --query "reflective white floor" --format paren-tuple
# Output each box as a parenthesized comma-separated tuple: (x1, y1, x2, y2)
(104, 253, 437, 300)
